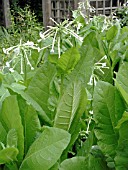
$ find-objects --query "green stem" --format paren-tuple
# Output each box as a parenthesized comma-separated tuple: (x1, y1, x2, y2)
(22, 54, 27, 85)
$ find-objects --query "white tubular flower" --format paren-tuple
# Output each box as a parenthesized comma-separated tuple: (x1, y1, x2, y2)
(94, 76, 97, 86)
(86, 116, 92, 135)
(87, 74, 93, 86)
(50, 18, 59, 26)
(58, 36, 61, 58)
(89, 110, 93, 115)
(67, 29, 83, 42)
(25, 41, 34, 46)
(51, 29, 58, 53)
(3, 48, 9, 54)
(9, 68, 14, 72)
(40, 44, 52, 51)
(13, 47, 20, 55)
(39, 32, 45, 39)
(20, 57, 24, 75)
(6, 62, 10, 67)
(102, 63, 106, 67)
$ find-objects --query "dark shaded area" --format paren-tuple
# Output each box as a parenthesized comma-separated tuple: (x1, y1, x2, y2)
(10, 0, 42, 22)
(112, 0, 124, 6)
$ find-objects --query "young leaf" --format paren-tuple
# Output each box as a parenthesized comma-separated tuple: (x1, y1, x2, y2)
(0, 147, 19, 165)
(116, 111, 128, 129)
(19, 127, 71, 170)
(82, 31, 99, 49)
(1, 96, 24, 161)
(7, 129, 17, 148)
(57, 47, 80, 74)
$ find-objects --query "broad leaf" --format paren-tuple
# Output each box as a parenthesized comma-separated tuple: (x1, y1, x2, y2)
(5, 85, 52, 125)
(82, 31, 99, 48)
(65, 45, 94, 86)
(54, 81, 86, 131)
(1, 96, 24, 161)
(93, 81, 125, 157)
(88, 154, 109, 170)
(27, 62, 56, 119)
(60, 154, 108, 170)
(19, 127, 70, 170)
(0, 147, 19, 165)
(22, 104, 41, 153)
(115, 121, 128, 170)
(57, 47, 80, 74)
(116, 62, 128, 94)
(106, 25, 118, 41)
(59, 157, 86, 170)
(115, 62, 128, 105)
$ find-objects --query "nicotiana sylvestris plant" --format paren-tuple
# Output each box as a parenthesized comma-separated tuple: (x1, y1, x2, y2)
(0, 13, 128, 170)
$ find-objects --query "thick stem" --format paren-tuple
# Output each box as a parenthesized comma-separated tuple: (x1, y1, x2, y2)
(22, 51, 27, 85)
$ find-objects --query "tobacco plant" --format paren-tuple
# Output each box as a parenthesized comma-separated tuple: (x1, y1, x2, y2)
(0, 14, 128, 170)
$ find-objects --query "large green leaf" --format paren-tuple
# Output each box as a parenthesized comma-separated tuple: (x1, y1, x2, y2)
(65, 45, 94, 86)
(82, 31, 99, 48)
(5, 85, 52, 125)
(59, 157, 86, 170)
(19, 127, 70, 170)
(115, 121, 128, 170)
(22, 104, 41, 153)
(93, 81, 125, 157)
(59, 154, 108, 170)
(1, 96, 24, 161)
(115, 62, 128, 105)
(0, 147, 19, 165)
(106, 25, 118, 41)
(116, 62, 128, 94)
(57, 47, 80, 74)
(88, 154, 109, 170)
(54, 81, 86, 131)
(27, 62, 56, 119)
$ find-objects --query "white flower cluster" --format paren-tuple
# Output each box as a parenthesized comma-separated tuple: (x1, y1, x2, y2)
(38, 18, 83, 58)
(88, 55, 109, 86)
(3, 40, 38, 74)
